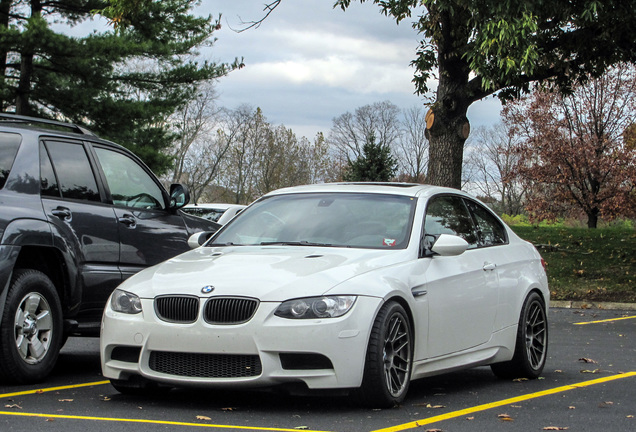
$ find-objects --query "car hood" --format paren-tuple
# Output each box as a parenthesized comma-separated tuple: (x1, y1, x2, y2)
(122, 246, 410, 301)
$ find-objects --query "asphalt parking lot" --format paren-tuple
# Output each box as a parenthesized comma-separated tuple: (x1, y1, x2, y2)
(1, 307, 635, 432)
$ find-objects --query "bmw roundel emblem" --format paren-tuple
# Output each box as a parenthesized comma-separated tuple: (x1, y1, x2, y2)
(201, 285, 215, 294)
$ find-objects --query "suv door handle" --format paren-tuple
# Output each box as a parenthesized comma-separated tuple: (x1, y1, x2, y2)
(117, 214, 136, 228)
(52, 207, 72, 221)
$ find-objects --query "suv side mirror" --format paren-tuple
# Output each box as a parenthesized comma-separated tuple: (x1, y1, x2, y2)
(169, 184, 190, 209)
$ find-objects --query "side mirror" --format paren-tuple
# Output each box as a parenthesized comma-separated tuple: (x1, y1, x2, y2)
(430, 234, 469, 256)
(188, 231, 215, 249)
(169, 184, 190, 209)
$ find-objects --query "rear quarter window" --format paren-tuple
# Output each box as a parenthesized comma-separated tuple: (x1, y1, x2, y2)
(0, 132, 22, 189)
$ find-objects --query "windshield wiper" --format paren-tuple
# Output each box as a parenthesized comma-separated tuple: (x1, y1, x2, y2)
(260, 240, 334, 247)
(206, 242, 243, 247)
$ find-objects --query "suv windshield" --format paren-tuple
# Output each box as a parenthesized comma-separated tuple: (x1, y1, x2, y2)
(211, 193, 416, 249)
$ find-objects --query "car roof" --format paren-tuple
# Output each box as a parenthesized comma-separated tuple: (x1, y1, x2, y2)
(262, 182, 467, 200)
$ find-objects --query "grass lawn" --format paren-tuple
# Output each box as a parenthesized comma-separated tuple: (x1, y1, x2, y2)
(511, 225, 636, 303)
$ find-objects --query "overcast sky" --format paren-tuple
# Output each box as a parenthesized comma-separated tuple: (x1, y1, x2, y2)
(198, 0, 503, 140)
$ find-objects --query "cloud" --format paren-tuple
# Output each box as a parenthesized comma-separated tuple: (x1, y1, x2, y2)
(204, 0, 500, 138)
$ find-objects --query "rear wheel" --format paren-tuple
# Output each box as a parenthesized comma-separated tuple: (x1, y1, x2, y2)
(0, 269, 63, 384)
(355, 301, 412, 408)
(491, 292, 548, 379)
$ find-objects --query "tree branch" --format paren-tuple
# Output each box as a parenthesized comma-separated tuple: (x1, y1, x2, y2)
(233, 1, 281, 33)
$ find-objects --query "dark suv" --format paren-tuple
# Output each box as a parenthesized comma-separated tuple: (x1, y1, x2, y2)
(0, 114, 219, 384)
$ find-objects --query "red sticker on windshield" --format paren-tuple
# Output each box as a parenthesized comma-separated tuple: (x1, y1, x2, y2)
(383, 238, 396, 247)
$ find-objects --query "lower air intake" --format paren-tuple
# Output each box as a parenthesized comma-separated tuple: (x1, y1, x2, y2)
(149, 351, 262, 378)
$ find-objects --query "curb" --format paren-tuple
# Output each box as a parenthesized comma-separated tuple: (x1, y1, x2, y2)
(550, 300, 636, 311)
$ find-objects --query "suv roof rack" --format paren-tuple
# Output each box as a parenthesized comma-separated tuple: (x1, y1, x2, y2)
(0, 113, 96, 136)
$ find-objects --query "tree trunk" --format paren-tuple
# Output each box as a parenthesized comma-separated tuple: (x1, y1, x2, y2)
(15, 0, 42, 115)
(0, 0, 12, 111)
(427, 121, 468, 188)
(586, 208, 599, 229)
(425, 7, 472, 189)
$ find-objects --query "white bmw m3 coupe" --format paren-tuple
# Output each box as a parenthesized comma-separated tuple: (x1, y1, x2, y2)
(100, 183, 549, 408)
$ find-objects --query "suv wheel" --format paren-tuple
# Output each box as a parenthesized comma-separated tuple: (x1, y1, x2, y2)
(0, 269, 63, 384)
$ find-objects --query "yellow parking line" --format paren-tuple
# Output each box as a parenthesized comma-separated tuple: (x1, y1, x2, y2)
(0, 411, 331, 431)
(0, 380, 109, 399)
(574, 315, 636, 325)
(372, 372, 636, 432)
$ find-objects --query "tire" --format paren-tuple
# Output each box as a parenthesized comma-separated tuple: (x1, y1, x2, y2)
(355, 301, 413, 408)
(0, 269, 63, 384)
(491, 291, 548, 380)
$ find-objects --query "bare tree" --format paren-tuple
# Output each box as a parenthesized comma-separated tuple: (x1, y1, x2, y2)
(464, 124, 526, 215)
(328, 100, 401, 161)
(396, 106, 428, 182)
(168, 81, 221, 186)
(218, 105, 270, 204)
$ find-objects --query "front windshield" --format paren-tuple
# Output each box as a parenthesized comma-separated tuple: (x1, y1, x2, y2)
(210, 192, 416, 249)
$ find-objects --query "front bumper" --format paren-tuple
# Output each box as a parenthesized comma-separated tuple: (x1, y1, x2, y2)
(100, 296, 382, 390)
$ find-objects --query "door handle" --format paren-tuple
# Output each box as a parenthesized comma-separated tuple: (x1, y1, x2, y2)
(483, 262, 497, 271)
(117, 214, 136, 228)
(52, 207, 72, 221)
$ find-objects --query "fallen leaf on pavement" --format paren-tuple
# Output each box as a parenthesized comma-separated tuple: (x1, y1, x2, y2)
(466, 417, 475, 420)
(543, 427, 569, 430)
(4, 404, 21, 409)
(58, 399, 73, 402)
(294, 427, 308, 430)
(579, 358, 597, 364)
(498, 413, 514, 421)
(580, 369, 601, 374)
(221, 407, 235, 411)
(426, 404, 446, 409)
(196, 415, 211, 420)
(513, 378, 529, 382)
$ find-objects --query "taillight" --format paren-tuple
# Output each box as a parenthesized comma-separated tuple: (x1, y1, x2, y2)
(541, 258, 547, 271)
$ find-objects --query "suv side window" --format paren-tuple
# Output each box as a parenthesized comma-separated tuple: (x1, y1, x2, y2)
(39, 142, 60, 197)
(44, 140, 100, 201)
(465, 200, 508, 247)
(0, 132, 22, 189)
(94, 147, 165, 210)
(424, 195, 479, 248)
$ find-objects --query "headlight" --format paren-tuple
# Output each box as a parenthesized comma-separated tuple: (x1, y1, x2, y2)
(110, 289, 142, 314)
(275, 296, 356, 319)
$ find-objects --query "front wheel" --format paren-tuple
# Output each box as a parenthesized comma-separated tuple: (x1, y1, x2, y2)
(491, 291, 548, 379)
(355, 301, 413, 408)
(0, 269, 63, 384)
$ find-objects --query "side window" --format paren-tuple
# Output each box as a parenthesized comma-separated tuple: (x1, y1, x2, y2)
(39, 142, 60, 197)
(94, 147, 165, 210)
(44, 140, 100, 201)
(466, 200, 508, 247)
(424, 195, 479, 248)
(0, 132, 22, 189)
